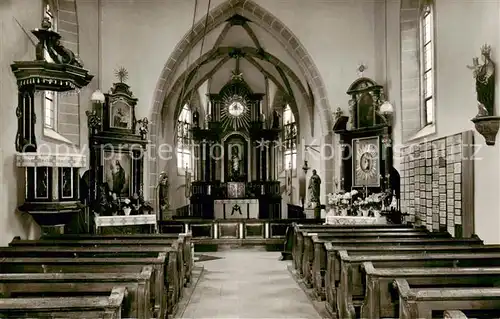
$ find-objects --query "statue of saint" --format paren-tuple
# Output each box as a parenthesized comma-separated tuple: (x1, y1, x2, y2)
(308, 169, 321, 205)
(192, 109, 200, 127)
(231, 146, 241, 179)
(158, 172, 169, 215)
(272, 109, 280, 128)
(468, 44, 495, 116)
(111, 160, 125, 195)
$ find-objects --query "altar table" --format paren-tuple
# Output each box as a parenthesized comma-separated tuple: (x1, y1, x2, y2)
(214, 199, 259, 219)
(94, 214, 157, 234)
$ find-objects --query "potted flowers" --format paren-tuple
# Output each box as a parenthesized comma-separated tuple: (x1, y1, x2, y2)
(356, 193, 384, 217)
(326, 189, 359, 216)
(122, 198, 132, 215)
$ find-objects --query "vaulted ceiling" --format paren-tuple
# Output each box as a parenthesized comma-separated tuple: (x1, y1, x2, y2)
(162, 14, 314, 132)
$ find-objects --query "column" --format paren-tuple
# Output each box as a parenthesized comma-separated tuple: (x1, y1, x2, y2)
(204, 141, 211, 181)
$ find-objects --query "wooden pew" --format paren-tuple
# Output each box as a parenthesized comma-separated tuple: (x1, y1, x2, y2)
(394, 279, 500, 319)
(321, 237, 483, 316)
(41, 232, 193, 284)
(0, 268, 153, 319)
(337, 251, 500, 319)
(0, 245, 178, 317)
(300, 230, 450, 289)
(0, 255, 170, 319)
(317, 238, 486, 302)
(294, 227, 439, 279)
(0, 286, 126, 319)
(361, 263, 500, 319)
(15, 232, 193, 287)
(291, 224, 416, 270)
(10, 236, 187, 307)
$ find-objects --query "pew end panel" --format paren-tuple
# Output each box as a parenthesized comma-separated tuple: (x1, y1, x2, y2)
(394, 279, 500, 319)
(0, 286, 127, 319)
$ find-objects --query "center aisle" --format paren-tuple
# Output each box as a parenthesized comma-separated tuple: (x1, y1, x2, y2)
(179, 249, 322, 319)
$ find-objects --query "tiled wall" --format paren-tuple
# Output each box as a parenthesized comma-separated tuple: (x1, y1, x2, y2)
(400, 131, 474, 237)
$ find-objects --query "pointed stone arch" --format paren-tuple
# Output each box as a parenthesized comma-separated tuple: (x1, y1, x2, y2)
(149, 0, 331, 134)
(148, 0, 332, 196)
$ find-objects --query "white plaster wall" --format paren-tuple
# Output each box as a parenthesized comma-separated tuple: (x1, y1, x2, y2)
(387, 0, 500, 243)
(0, 0, 44, 244)
(434, 0, 500, 244)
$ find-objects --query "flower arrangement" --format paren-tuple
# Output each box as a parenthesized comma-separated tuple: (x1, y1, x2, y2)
(352, 193, 384, 217)
(326, 189, 359, 215)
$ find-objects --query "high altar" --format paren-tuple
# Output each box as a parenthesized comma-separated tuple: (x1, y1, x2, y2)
(190, 53, 281, 220)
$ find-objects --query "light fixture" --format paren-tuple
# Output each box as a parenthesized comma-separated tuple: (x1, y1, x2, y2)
(91, 89, 105, 104)
(380, 100, 394, 115)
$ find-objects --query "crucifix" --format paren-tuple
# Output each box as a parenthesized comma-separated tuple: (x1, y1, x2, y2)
(356, 64, 367, 77)
(231, 55, 243, 81)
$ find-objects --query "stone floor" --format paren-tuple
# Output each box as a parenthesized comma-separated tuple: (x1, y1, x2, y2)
(179, 248, 322, 319)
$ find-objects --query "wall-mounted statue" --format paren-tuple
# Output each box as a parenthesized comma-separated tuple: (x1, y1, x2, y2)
(467, 44, 495, 117)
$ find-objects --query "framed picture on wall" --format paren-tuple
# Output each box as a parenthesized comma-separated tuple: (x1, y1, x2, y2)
(352, 136, 380, 187)
(109, 98, 132, 130)
(102, 149, 133, 197)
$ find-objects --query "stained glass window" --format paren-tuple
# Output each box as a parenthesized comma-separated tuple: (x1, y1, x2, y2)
(177, 104, 192, 170)
(283, 105, 297, 170)
(420, 4, 434, 126)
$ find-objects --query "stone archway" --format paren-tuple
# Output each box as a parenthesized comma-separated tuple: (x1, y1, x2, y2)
(147, 0, 333, 197)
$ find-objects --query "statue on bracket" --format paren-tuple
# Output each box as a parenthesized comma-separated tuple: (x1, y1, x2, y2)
(467, 44, 495, 117)
(468, 44, 500, 146)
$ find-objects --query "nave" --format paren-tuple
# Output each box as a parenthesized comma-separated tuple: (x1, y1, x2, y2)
(180, 249, 321, 319)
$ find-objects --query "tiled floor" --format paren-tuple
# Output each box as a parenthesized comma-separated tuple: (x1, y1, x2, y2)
(180, 249, 322, 319)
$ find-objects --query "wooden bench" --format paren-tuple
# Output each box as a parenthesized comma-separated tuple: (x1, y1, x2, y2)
(294, 227, 445, 276)
(291, 224, 417, 270)
(316, 238, 486, 302)
(10, 236, 188, 307)
(41, 232, 193, 283)
(299, 230, 450, 288)
(322, 237, 483, 316)
(0, 255, 170, 319)
(0, 268, 153, 318)
(13, 233, 193, 287)
(394, 279, 500, 319)
(361, 263, 500, 319)
(337, 251, 500, 319)
(0, 286, 126, 319)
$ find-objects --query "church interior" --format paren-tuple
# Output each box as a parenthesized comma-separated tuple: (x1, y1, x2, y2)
(1, 0, 500, 318)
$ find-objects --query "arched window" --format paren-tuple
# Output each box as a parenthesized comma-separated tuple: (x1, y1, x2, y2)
(43, 1, 58, 130)
(177, 104, 192, 170)
(283, 105, 297, 170)
(420, 3, 434, 126)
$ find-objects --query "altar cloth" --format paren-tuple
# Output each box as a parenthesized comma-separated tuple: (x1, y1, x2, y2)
(214, 199, 259, 219)
(325, 215, 387, 225)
